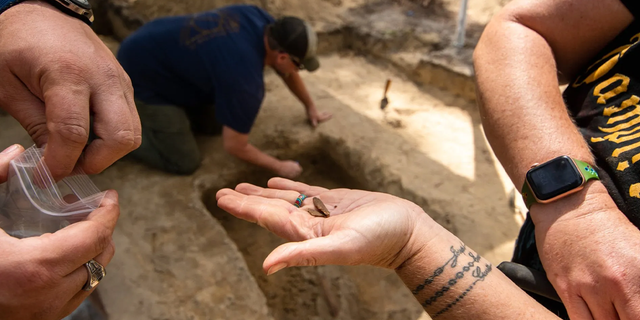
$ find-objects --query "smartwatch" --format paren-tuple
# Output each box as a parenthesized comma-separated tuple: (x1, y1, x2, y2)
(521, 156, 600, 209)
(0, 0, 93, 25)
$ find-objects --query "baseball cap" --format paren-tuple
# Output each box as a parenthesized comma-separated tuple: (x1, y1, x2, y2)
(269, 17, 320, 72)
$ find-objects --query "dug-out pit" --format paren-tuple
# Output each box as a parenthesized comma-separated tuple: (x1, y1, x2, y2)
(202, 148, 427, 320)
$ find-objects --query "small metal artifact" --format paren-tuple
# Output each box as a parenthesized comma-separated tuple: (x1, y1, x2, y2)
(306, 208, 326, 217)
(312, 197, 331, 217)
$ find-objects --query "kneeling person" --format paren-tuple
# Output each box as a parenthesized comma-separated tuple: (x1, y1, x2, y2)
(117, 5, 331, 176)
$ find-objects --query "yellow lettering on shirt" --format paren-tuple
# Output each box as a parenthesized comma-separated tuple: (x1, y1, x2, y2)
(591, 77, 640, 174)
(593, 74, 630, 105)
(573, 33, 640, 87)
(630, 183, 640, 199)
(618, 161, 630, 171)
(603, 94, 640, 118)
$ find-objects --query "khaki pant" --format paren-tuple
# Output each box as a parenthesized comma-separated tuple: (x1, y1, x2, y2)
(128, 100, 220, 175)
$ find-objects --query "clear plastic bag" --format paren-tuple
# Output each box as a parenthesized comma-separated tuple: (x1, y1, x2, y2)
(0, 146, 106, 238)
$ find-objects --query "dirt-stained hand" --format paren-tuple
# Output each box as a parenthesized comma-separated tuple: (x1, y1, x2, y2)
(276, 160, 303, 179)
(0, 145, 120, 320)
(0, 1, 141, 180)
(307, 105, 332, 127)
(216, 178, 440, 275)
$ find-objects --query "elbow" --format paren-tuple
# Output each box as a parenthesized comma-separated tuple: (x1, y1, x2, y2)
(473, 11, 517, 68)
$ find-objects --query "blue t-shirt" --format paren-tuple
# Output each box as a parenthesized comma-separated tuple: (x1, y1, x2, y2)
(117, 5, 275, 134)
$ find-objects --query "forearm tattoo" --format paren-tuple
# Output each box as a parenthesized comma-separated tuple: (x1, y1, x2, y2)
(412, 243, 493, 318)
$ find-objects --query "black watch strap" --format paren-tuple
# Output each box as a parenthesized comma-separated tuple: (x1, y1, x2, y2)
(0, 0, 93, 25)
(43, 0, 93, 25)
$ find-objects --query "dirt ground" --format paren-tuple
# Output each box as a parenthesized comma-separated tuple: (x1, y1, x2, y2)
(0, 1, 526, 319)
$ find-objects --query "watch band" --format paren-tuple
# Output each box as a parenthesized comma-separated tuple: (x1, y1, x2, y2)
(0, 0, 92, 25)
(43, 0, 93, 25)
(521, 159, 600, 209)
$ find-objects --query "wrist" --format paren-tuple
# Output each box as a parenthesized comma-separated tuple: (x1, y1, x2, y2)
(529, 180, 617, 229)
(0, 1, 65, 24)
(273, 159, 289, 174)
(394, 206, 451, 270)
(394, 223, 462, 290)
(0, 0, 91, 25)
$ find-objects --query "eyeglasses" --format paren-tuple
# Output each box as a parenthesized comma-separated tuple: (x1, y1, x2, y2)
(288, 55, 305, 70)
(278, 50, 305, 70)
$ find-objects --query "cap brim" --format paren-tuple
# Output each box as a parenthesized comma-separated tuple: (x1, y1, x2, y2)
(303, 57, 320, 72)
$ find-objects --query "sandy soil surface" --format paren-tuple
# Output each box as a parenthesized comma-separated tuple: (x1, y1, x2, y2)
(1, 1, 526, 318)
(0, 51, 524, 319)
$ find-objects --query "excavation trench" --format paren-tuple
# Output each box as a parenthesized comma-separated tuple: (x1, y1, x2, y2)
(76, 3, 516, 317)
(201, 147, 427, 320)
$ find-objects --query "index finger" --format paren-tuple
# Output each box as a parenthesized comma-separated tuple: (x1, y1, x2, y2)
(33, 190, 120, 276)
(267, 178, 328, 196)
(43, 84, 91, 179)
(0, 144, 25, 182)
(217, 191, 318, 242)
(79, 66, 141, 174)
(235, 183, 310, 206)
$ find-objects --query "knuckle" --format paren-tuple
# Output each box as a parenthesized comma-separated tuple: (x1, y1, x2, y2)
(25, 123, 49, 145)
(47, 59, 87, 85)
(103, 240, 117, 263)
(121, 71, 134, 91)
(92, 224, 113, 254)
(110, 129, 137, 150)
(109, 239, 116, 256)
(301, 256, 318, 267)
(95, 62, 121, 85)
(49, 120, 89, 146)
(132, 132, 142, 149)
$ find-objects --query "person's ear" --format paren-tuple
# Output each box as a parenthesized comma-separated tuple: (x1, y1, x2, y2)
(277, 52, 289, 64)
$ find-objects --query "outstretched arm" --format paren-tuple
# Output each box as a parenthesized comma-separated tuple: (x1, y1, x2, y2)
(474, 0, 640, 318)
(222, 126, 302, 178)
(279, 71, 331, 127)
(216, 178, 559, 320)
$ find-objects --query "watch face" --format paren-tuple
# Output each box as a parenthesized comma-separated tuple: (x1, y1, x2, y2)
(527, 156, 584, 201)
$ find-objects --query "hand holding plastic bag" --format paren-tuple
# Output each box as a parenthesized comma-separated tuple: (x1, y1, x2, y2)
(0, 146, 106, 237)
(0, 144, 119, 319)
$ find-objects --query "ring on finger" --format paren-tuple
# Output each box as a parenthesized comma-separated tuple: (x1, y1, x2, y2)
(82, 259, 106, 291)
(294, 194, 307, 208)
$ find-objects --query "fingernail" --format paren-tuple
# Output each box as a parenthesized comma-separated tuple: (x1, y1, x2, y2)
(267, 263, 288, 276)
(1, 144, 19, 155)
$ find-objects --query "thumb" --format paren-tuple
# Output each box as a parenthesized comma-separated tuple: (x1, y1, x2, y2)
(0, 144, 24, 182)
(312, 118, 318, 127)
(263, 233, 361, 275)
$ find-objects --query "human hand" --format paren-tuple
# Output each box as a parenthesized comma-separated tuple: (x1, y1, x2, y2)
(216, 178, 440, 275)
(0, 144, 120, 320)
(306, 105, 332, 127)
(275, 160, 303, 179)
(0, 1, 141, 180)
(532, 184, 640, 320)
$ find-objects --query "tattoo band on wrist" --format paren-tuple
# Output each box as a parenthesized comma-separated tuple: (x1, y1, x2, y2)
(411, 243, 493, 318)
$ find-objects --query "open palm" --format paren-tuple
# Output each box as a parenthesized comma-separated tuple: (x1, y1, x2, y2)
(216, 178, 438, 275)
